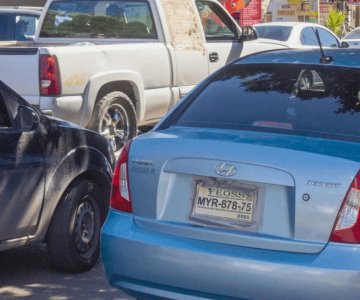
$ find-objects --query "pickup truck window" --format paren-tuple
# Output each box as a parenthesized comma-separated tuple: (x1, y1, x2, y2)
(196, 0, 236, 41)
(0, 12, 39, 41)
(40, 0, 157, 39)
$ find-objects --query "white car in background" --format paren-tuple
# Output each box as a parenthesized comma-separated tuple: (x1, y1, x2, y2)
(252, 22, 344, 49)
(342, 26, 360, 48)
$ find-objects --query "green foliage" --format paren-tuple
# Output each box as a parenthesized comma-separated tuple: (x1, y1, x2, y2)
(324, 8, 346, 38)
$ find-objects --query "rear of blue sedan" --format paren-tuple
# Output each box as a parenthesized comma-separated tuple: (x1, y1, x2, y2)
(101, 49, 360, 299)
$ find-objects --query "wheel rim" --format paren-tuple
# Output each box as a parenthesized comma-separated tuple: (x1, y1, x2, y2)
(98, 103, 130, 151)
(74, 197, 97, 258)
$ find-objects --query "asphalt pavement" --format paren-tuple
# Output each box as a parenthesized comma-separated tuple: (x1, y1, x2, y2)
(0, 244, 132, 299)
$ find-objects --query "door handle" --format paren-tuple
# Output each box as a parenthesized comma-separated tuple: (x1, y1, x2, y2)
(209, 52, 219, 63)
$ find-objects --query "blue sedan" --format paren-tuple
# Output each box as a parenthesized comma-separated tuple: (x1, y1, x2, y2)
(101, 49, 360, 299)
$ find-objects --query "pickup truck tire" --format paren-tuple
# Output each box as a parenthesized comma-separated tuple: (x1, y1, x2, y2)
(47, 179, 102, 273)
(89, 91, 137, 151)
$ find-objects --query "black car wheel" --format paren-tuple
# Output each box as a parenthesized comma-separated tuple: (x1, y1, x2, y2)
(47, 179, 102, 273)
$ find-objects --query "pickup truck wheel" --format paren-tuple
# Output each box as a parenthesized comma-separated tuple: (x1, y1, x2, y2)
(90, 91, 137, 151)
(47, 179, 102, 273)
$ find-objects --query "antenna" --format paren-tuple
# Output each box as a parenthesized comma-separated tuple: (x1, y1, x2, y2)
(313, 27, 333, 64)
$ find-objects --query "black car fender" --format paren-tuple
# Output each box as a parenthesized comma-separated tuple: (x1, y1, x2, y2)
(34, 146, 113, 242)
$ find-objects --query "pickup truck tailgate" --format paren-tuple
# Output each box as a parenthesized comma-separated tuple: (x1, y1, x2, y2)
(0, 48, 40, 105)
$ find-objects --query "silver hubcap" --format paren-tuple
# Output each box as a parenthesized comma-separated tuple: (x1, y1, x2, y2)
(99, 103, 129, 151)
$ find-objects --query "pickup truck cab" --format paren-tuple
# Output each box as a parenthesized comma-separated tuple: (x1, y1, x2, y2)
(0, 0, 285, 150)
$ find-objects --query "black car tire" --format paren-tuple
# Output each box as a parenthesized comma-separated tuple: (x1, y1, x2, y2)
(89, 91, 137, 151)
(47, 179, 102, 273)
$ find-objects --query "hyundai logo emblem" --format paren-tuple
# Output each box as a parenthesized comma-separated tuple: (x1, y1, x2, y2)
(215, 163, 237, 177)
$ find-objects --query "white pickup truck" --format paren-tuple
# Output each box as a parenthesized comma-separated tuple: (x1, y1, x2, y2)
(0, 0, 285, 150)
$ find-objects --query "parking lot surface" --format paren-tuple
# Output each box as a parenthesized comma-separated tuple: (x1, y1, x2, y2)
(0, 244, 131, 299)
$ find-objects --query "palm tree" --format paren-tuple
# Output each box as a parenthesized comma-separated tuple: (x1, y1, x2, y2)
(324, 8, 346, 38)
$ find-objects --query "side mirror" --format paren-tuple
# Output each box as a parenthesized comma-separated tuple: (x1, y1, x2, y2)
(238, 26, 258, 42)
(17, 106, 39, 132)
(341, 41, 349, 48)
(238, 34, 247, 42)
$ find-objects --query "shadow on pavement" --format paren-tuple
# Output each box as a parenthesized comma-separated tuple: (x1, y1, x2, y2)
(0, 244, 130, 299)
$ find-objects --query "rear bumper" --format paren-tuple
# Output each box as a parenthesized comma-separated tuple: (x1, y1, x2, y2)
(101, 210, 360, 300)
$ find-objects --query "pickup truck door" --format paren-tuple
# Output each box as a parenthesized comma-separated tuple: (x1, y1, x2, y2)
(165, 0, 244, 98)
(0, 84, 45, 241)
(196, 0, 244, 75)
(161, 0, 209, 98)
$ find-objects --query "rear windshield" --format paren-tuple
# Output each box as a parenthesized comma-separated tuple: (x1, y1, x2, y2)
(176, 64, 360, 141)
(40, 0, 157, 39)
(254, 26, 292, 41)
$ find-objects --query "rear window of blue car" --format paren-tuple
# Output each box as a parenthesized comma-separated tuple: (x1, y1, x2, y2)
(176, 64, 360, 141)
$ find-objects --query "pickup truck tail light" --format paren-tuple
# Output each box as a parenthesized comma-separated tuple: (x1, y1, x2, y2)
(110, 141, 132, 213)
(40, 54, 61, 96)
(330, 172, 360, 243)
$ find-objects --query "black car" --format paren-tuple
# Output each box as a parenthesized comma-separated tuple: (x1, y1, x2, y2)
(0, 80, 114, 273)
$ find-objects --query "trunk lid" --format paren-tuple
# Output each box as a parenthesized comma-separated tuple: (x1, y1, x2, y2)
(128, 127, 360, 253)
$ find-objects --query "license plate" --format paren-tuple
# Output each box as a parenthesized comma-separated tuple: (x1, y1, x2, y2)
(192, 183, 257, 223)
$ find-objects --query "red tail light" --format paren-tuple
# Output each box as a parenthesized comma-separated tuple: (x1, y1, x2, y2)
(40, 54, 61, 96)
(110, 141, 132, 213)
(330, 172, 360, 243)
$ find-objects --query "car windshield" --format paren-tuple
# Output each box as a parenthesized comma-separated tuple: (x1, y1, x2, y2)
(344, 28, 360, 40)
(253, 25, 292, 41)
(176, 63, 360, 142)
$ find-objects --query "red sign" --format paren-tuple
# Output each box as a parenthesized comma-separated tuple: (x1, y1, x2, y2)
(240, 0, 262, 26)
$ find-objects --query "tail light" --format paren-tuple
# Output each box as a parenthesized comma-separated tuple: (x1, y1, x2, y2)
(110, 141, 132, 213)
(330, 172, 360, 243)
(40, 54, 61, 96)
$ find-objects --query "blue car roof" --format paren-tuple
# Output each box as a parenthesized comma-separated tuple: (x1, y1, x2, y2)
(234, 49, 360, 68)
